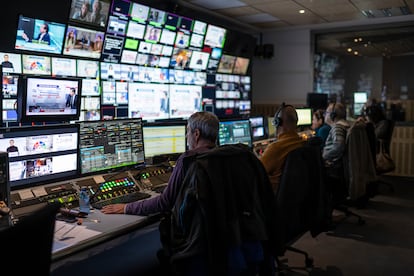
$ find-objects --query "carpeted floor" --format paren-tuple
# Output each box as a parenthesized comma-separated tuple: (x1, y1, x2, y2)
(277, 175, 414, 276)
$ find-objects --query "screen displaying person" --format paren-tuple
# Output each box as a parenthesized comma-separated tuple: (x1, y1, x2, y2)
(89, 0, 107, 27)
(7, 139, 19, 155)
(66, 88, 78, 109)
(21, 23, 51, 45)
(1, 54, 14, 71)
(72, 1, 91, 21)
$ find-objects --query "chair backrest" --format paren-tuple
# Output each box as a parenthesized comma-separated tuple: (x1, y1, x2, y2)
(0, 202, 61, 275)
(165, 144, 276, 275)
(344, 120, 377, 200)
(275, 137, 329, 255)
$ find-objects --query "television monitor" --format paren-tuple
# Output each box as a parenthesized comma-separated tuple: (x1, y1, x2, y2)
(192, 20, 207, 35)
(128, 82, 169, 120)
(179, 17, 193, 33)
(144, 26, 161, 43)
(142, 121, 187, 163)
(218, 118, 252, 148)
(189, 33, 204, 48)
(69, 0, 111, 28)
(170, 48, 192, 70)
(15, 15, 65, 55)
(101, 62, 121, 80)
(174, 31, 190, 48)
(120, 49, 138, 64)
(159, 29, 176, 45)
(296, 108, 312, 127)
(217, 54, 236, 74)
(18, 75, 82, 122)
(169, 84, 202, 119)
(148, 8, 165, 26)
(204, 24, 226, 48)
(106, 15, 128, 36)
(3, 75, 19, 99)
(306, 92, 328, 112)
(78, 118, 145, 175)
(51, 57, 77, 77)
(81, 78, 100, 96)
(164, 13, 180, 30)
(101, 80, 116, 104)
(77, 59, 99, 78)
(111, 0, 131, 17)
(189, 51, 210, 71)
(21, 54, 51, 75)
(233, 57, 250, 75)
(62, 25, 105, 59)
(354, 92, 368, 116)
(130, 2, 150, 23)
(101, 34, 124, 62)
(0, 124, 79, 190)
(249, 116, 267, 141)
(0, 53, 22, 74)
(82, 96, 100, 110)
(126, 21, 146, 39)
(123, 38, 139, 50)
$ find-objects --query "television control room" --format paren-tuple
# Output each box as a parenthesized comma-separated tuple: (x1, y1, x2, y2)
(0, 0, 413, 275)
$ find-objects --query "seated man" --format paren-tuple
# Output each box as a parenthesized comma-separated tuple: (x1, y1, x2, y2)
(260, 103, 305, 193)
(101, 111, 219, 216)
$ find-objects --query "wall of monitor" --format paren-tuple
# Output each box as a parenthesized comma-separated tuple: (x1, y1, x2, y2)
(1, 0, 255, 126)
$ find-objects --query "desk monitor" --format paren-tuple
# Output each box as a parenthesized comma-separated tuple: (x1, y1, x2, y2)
(142, 120, 187, 163)
(0, 124, 79, 191)
(267, 116, 276, 138)
(218, 118, 252, 148)
(249, 116, 267, 141)
(296, 108, 312, 127)
(78, 118, 145, 175)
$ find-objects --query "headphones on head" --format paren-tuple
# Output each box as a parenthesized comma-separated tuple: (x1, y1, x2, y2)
(330, 102, 337, 121)
(272, 102, 294, 127)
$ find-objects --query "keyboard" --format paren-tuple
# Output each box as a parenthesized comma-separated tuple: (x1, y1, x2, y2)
(91, 191, 151, 209)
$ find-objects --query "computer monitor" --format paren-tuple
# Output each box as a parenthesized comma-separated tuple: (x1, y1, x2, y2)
(218, 118, 252, 147)
(78, 118, 145, 175)
(0, 124, 79, 190)
(142, 121, 187, 164)
(296, 108, 312, 127)
(354, 92, 368, 116)
(267, 116, 276, 138)
(249, 116, 267, 141)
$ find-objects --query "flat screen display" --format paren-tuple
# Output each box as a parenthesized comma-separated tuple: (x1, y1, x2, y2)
(233, 57, 250, 75)
(63, 25, 105, 59)
(15, 15, 66, 55)
(296, 108, 312, 126)
(142, 121, 187, 160)
(249, 116, 267, 141)
(0, 52, 22, 74)
(169, 84, 202, 119)
(22, 54, 51, 75)
(218, 119, 252, 147)
(204, 24, 226, 48)
(217, 54, 236, 74)
(69, 0, 111, 28)
(0, 124, 79, 190)
(51, 57, 77, 77)
(19, 75, 82, 122)
(78, 118, 145, 175)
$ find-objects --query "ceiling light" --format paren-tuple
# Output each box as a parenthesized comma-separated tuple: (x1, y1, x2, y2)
(299, 9, 305, 14)
(354, 51, 358, 55)
(347, 48, 352, 52)
(354, 38, 358, 42)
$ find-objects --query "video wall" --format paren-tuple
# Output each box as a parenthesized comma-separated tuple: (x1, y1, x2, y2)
(1, 0, 254, 125)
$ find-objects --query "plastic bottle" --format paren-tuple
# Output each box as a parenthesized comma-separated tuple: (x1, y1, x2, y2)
(79, 186, 90, 214)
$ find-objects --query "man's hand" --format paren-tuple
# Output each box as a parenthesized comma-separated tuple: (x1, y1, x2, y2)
(101, 203, 126, 214)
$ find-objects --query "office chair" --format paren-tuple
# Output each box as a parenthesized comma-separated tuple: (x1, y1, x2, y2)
(158, 144, 277, 276)
(274, 136, 330, 273)
(329, 120, 375, 225)
(0, 202, 61, 275)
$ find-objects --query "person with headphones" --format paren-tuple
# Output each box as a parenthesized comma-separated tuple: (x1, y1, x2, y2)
(322, 102, 350, 168)
(259, 103, 305, 193)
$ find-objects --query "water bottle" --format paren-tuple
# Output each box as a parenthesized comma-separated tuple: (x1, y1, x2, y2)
(79, 186, 90, 214)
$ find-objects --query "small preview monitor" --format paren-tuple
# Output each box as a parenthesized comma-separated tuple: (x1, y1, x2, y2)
(306, 92, 328, 112)
(354, 91, 368, 116)
(217, 54, 236, 74)
(0, 124, 79, 190)
(188, 51, 209, 71)
(0, 52, 22, 74)
(15, 15, 66, 55)
(204, 24, 226, 48)
(233, 57, 250, 75)
(63, 25, 105, 59)
(296, 108, 312, 127)
(22, 54, 51, 75)
(78, 118, 145, 175)
(249, 116, 267, 141)
(18, 75, 82, 122)
(51, 57, 77, 77)
(218, 118, 253, 148)
(70, 0, 111, 28)
(130, 2, 150, 23)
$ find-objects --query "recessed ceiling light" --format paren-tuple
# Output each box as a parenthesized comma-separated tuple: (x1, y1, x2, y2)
(299, 9, 305, 14)
(347, 48, 352, 52)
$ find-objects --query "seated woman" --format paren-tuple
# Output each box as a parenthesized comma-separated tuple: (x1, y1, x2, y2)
(311, 109, 331, 147)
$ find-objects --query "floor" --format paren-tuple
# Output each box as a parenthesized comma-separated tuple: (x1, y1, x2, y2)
(277, 175, 414, 276)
